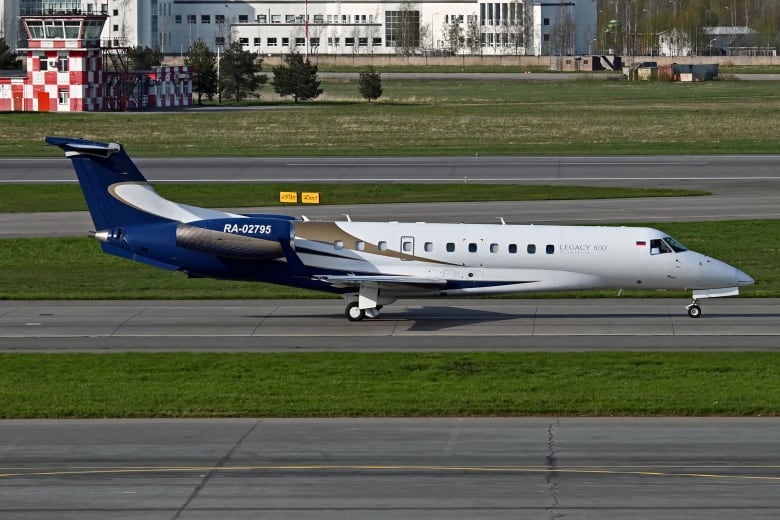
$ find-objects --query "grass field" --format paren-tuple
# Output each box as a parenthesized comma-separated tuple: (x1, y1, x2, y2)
(3, 80, 780, 157)
(1, 352, 778, 418)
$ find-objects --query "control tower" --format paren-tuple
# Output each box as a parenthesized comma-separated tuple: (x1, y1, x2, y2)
(2, 12, 190, 111)
(17, 14, 109, 111)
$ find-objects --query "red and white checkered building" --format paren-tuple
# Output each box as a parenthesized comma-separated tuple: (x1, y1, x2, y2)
(0, 14, 191, 112)
(145, 66, 192, 109)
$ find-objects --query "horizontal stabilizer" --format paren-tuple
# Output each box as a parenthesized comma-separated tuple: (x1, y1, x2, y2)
(46, 137, 121, 159)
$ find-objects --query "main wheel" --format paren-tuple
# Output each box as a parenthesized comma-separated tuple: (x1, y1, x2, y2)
(687, 304, 702, 318)
(346, 302, 365, 321)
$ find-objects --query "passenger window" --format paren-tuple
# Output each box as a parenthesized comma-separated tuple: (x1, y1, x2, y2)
(424, 242, 433, 252)
(546, 244, 555, 254)
(402, 241, 412, 252)
(355, 240, 365, 251)
(378, 241, 387, 251)
(468, 243, 477, 253)
(527, 244, 536, 254)
(334, 240, 343, 250)
(508, 244, 517, 254)
(490, 243, 498, 253)
(446, 243, 455, 252)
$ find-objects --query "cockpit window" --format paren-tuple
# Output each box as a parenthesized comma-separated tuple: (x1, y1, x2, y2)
(650, 239, 670, 255)
(650, 237, 687, 255)
(664, 236, 687, 252)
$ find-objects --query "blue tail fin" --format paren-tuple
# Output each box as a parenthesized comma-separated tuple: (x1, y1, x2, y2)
(46, 136, 171, 230)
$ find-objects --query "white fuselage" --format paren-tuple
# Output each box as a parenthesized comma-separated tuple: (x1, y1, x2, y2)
(293, 221, 749, 297)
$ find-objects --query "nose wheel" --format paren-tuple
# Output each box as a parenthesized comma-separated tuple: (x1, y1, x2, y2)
(345, 302, 381, 321)
(686, 300, 702, 318)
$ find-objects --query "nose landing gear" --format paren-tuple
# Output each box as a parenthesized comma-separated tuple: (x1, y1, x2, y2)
(345, 302, 381, 321)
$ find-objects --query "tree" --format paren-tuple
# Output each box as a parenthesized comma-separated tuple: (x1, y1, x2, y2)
(127, 46, 162, 70)
(392, 1, 421, 56)
(184, 39, 218, 104)
(465, 17, 482, 56)
(358, 67, 382, 103)
(0, 38, 21, 70)
(271, 53, 323, 103)
(549, 10, 576, 55)
(219, 41, 267, 102)
(447, 19, 464, 55)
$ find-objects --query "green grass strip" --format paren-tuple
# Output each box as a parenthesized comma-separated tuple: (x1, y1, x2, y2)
(0, 183, 706, 213)
(1, 352, 778, 418)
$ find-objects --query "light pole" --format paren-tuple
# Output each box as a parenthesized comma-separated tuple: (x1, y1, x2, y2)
(589, 37, 597, 55)
(668, 0, 677, 56)
(643, 8, 652, 56)
(304, 0, 309, 61)
(431, 12, 440, 50)
(709, 38, 717, 55)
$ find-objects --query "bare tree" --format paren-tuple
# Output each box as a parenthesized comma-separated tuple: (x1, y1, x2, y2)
(448, 19, 464, 55)
(116, 0, 132, 45)
(466, 16, 482, 55)
(549, 9, 576, 55)
(391, 1, 420, 56)
(420, 22, 431, 50)
(351, 25, 361, 55)
(506, 0, 528, 55)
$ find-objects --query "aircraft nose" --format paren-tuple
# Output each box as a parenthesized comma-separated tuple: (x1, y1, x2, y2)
(698, 256, 753, 288)
(735, 268, 754, 287)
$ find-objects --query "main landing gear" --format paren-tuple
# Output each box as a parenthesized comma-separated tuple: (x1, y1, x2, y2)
(345, 302, 381, 322)
(686, 299, 702, 318)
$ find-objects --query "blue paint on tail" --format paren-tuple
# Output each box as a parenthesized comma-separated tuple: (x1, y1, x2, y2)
(45, 136, 169, 230)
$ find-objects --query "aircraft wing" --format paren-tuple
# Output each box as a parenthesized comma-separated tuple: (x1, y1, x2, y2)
(313, 274, 448, 289)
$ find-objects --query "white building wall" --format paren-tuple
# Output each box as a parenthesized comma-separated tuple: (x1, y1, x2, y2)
(103, 0, 140, 45)
(3, 0, 595, 55)
(170, 0, 594, 56)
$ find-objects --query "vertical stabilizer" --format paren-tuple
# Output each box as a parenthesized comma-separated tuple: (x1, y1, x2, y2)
(46, 136, 173, 230)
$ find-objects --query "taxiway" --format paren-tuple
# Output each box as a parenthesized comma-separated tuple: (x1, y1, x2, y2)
(1, 418, 779, 520)
(1, 298, 778, 352)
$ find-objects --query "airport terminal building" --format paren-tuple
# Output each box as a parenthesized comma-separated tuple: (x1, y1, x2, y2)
(3, 0, 597, 57)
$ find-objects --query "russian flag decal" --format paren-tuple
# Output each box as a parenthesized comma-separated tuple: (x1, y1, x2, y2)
(636, 241, 647, 246)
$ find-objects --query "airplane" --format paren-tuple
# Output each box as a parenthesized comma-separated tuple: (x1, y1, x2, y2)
(46, 136, 754, 321)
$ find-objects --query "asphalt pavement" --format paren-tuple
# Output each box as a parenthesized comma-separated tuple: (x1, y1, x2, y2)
(2, 418, 779, 520)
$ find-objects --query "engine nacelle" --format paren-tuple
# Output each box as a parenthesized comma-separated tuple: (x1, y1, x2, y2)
(176, 217, 295, 260)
